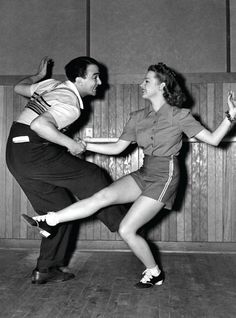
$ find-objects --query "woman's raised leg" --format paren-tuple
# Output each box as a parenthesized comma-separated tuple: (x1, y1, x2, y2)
(34, 175, 142, 225)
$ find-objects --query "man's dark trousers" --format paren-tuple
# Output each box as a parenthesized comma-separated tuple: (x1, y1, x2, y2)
(6, 122, 127, 271)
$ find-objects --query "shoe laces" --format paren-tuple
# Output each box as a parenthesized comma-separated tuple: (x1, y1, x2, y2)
(140, 269, 154, 283)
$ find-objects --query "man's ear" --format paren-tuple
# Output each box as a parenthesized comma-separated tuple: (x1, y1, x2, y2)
(75, 77, 84, 86)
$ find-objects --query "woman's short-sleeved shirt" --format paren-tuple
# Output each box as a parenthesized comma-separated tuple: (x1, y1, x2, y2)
(120, 103, 204, 157)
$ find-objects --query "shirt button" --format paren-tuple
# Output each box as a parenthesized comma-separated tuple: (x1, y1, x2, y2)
(151, 136, 153, 140)
(153, 121, 156, 124)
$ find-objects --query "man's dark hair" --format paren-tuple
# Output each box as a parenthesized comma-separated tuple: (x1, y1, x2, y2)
(65, 56, 99, 82)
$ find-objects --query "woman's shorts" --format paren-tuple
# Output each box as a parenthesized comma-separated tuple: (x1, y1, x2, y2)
(130, 155, 180, 210)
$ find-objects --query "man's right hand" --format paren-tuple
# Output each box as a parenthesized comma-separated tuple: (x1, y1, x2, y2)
(68, 140, 87, 156)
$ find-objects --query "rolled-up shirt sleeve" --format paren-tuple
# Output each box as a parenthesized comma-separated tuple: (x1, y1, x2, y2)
(178, 109, 205, 138)
(119, 111, 137, 142)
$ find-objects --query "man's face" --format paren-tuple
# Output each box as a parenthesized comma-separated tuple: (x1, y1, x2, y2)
(77, 64, 102, 97)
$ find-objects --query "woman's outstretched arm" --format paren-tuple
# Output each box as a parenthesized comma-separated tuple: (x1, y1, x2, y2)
(86, 139, 131, 155)
(195, 91, 236, 146)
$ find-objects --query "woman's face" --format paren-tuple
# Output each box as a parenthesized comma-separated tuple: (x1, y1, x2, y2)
(140, 71, 162, 100)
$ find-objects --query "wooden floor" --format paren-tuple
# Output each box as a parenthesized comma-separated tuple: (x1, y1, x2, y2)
(0, 248, 236, 318)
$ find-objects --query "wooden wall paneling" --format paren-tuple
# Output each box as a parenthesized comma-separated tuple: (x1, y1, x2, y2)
(20, 187, 28, 239)
(231, 143, 236, 241)
(229, 144, 236, 242)
(0, 87, 6, 238)
(199, 83, 208, 126)
(184, 142, 192, 241)
(208, 145, 216, 241)
(1, 74, 236, 249)
(189, 84, 200, 242)
(215, 147, 224, 242)
(215, 83, 223, 126)
(191, 83, 200, 118)
(207, 83, 215, 129)
(4, 87, 14, 239)
(223, 146, 233, 242)
(230, 83, 236, 242)
(85, 211, 95, 240)
(77, 216, 87, 241)
(176, 196, 185, 242)
(199, 84, 208, 241)
(6, 87, 20, 239)
(199, 143, 208, 241)
(160, 211, 170, 242)
(207, 83, 216, 241)
(169, 210, 177, 242)
(191, 142, 201, 241)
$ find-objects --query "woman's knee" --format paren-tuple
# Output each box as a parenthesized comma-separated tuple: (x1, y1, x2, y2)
(93, 187, 117, 205)
(119, 223, 133, 241)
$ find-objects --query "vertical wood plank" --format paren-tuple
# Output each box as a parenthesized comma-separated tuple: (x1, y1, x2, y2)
(208, 146, 216, 241)
(215, 147, 223, 241)
(199, 143, 208, 241)
(0, 87, 6, 238)
(4, 87, 14, 238)
(184, 141, 192, 242)
(191, 143, 200, 241)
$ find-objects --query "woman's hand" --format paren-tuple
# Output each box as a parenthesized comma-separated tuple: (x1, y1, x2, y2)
(227, 91, 236, 120)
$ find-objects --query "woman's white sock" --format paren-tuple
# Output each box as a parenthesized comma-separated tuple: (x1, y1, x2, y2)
(148, 265, 161, 276)
(46, 212, 59, 226)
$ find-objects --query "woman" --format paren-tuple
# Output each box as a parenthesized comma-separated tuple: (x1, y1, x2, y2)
(23, 63, 236, 288)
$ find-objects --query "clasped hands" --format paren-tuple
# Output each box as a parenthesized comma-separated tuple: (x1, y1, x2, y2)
(68, 136, 87, 157)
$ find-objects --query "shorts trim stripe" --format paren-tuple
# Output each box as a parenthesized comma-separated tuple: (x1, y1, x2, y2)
(158, 156, 174, 202)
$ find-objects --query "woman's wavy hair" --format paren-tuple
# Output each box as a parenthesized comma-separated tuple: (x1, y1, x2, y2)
(148, 63, 186, 107)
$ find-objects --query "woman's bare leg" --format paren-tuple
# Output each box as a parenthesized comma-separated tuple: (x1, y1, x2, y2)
(34, 175, 142, 225)
(119, 196, 164, 269)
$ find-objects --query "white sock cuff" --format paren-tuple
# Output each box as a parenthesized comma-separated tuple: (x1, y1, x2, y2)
(46, 212, 59, 226)
(148, 265, 160, 276)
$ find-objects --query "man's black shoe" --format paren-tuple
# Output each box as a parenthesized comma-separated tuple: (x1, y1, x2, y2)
(31, 268, 75, 284)
(22, 214, 51, 238)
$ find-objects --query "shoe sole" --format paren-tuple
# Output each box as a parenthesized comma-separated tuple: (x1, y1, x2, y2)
(135, 278, 164, 289)
(32, 276, 75, 284)
(22, 214, 51, 238)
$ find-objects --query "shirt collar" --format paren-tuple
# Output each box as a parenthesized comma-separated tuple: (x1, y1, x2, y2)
(64, 80, 84, 109)
(144, 102, 170, 118)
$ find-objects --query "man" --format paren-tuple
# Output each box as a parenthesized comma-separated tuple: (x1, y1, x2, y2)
(6, 56, 126, 284)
